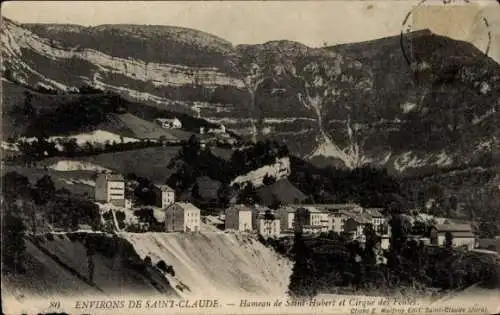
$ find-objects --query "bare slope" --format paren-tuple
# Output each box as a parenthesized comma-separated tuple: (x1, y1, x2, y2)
(2, 233, 178, 313)
(121, 231, 293, 298)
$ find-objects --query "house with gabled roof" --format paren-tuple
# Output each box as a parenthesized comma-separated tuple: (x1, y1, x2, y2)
(364, 208, 388, 235)
(225, 204, 253, 232)
(95, 173, 125, 207)
(152, 184, 175, 208)
(290, 205, 330, 234)
(430, 223, 476, 250)
(255, 209, 281, 239)
(165, 202, 201, 232)
(343, 213, 373, 240)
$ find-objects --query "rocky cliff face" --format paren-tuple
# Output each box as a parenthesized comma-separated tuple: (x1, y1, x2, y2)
(2, 17, 499, 173)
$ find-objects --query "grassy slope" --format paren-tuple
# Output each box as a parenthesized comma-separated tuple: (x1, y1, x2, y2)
(102, 113, 179, 140)
(2, 164, 95, 197)
(63, 146, 181, 183)
(1, 80, 82, 138)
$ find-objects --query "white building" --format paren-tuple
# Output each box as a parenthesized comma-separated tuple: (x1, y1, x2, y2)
(343, 214, 372, 240)
(155, 118, 182, 129)
(152, 184, 175, 208)
(225, 204, 253, 231)
(95, 173, 125, 207)
(321, 204, 363, 234)
(256, 211, 281, 239)
(430, 223, 476, 250)
(208, 124, 226, 134)
(364, 208, 388, 235)
(165, 202, 201, 232)
(301, 205, 330, 234)
(277, 206, 296, 231)
(380, 235, 390, 250)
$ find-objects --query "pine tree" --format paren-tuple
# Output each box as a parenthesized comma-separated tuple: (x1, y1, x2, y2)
(263, 173, 276, 186)
(35, 175, 56, 205)
(2, 213, 26, 273)
(444, 231, 453, 249)
(288, 232, 317, 298)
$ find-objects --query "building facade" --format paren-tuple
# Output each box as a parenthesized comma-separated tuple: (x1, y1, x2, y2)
(430, 223, 476, 250)
(277, 206, 296, 231)
(165, 202, 201, 232)
(225, 204, 253, 231)
(257, 213, 281, 239)
(156, 118, 182, 129)
(302, 206, 329, 233)
(95, 173, 125, 207)
(152, 184, 175, 208)
(343, 214, 372, 240)
(364, 208, 388, 235)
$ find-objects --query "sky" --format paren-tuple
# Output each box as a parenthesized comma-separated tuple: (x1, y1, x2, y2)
(2, 0, 499, 49)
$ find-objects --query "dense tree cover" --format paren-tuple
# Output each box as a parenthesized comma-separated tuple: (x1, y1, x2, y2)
(236, 182, 261, 205)
(167, 136, 233, 199)
(289, 157, 405, 209)
(133, 177, 157, 206)
(1, 172, 101, 232)
(288, 214, 499, 297)
(133, 208, 164, 232)
(166, 138, 290, 207)
(288, 232, 318, 298)
(229, 140, 289, 176)
(2, 213, 27, 273)
(216, 182, 234, 208)
(262, 173, 277, 186)
(25, 93, 126, 137)
(33, 174, 56, 205)
(13, 136, 167, 166)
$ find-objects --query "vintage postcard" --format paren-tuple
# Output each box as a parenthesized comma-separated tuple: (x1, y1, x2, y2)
(1, 0, 500, 314)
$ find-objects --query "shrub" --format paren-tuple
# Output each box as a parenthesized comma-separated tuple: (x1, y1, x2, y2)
(45, 233, 55, 241)
(156, 260, 168, 272)
(144, 255, 152, 265)
(166, 265, 175, 277)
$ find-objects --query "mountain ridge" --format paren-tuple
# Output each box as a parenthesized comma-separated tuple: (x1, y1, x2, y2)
(2, 17, 499, 174)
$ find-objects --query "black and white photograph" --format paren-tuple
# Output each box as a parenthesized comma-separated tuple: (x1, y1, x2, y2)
(1, 1, 500, 314)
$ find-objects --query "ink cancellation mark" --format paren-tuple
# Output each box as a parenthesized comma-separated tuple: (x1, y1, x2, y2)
(400, 0, 494, 72)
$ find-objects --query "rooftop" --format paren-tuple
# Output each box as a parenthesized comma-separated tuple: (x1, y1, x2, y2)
(156, 117, 180, 122)
(350, 213, 372, 224)
(299, 205, 327, 213)
(278, 205, 297, 213)
(364, 208, 384, 217)
(447, 231, 475, 238)
(98, 173, 124, 181)
(169, 202, 201, 212)
(226, 204, 253, 213)
(317, 203, 362, 210)
(153, 184, 174, 192)
(434, 223, 473, 233)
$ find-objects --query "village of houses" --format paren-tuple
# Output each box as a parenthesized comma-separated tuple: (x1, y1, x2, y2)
(93, 169, 481, 253)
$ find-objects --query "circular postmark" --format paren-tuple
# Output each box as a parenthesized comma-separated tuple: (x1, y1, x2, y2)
(400, 0, 495, 75)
